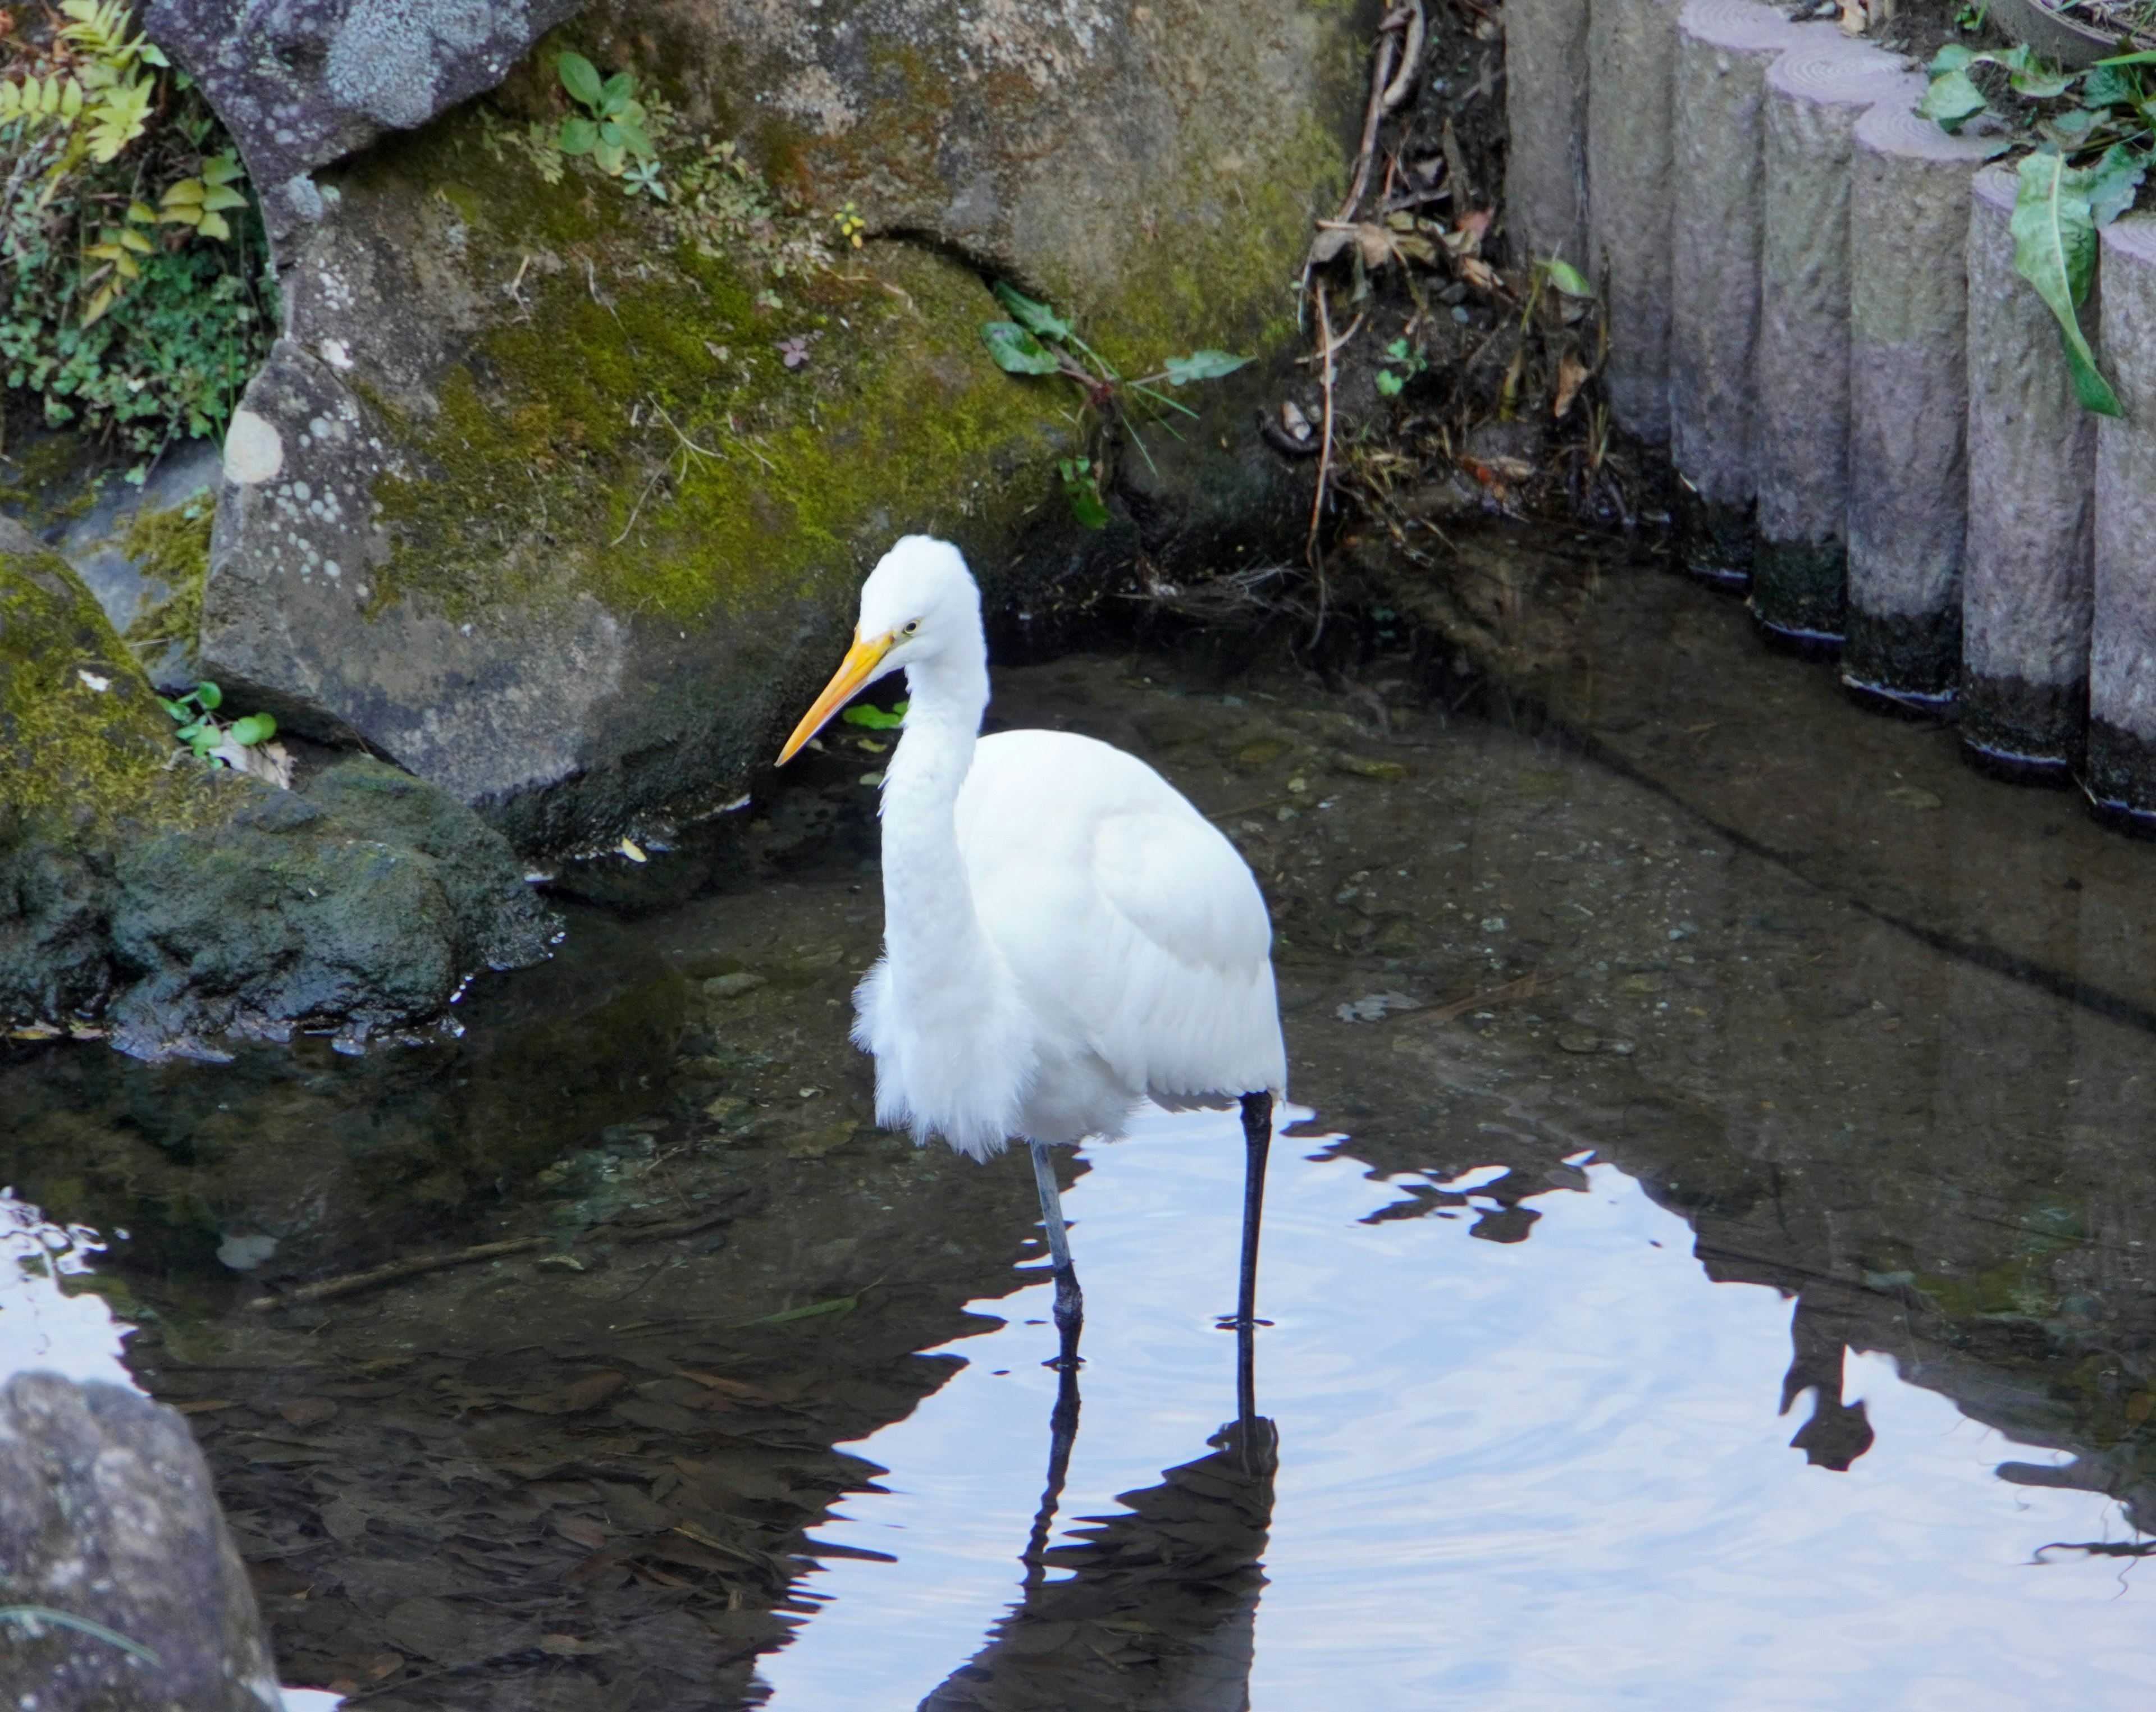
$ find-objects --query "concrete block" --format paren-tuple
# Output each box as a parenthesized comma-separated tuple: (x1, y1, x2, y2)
(2089, 213, 2156, 817)
(1842, 102, 2002, 704)
(1506, 0, 1592, 269)
(1962, 161, 2098, 776)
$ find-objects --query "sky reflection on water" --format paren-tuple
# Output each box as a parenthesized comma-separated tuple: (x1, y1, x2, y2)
(759, 1107, 2156, 1710)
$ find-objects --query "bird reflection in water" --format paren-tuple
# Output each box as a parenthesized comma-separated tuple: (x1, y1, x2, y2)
(920, 1161, 1279, 1712)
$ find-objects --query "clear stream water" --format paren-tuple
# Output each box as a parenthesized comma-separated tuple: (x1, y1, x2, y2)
(6, 551, 2156, 1708)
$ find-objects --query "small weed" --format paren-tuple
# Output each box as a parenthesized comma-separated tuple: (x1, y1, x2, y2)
(1373, 336, 1428, 397)
(833, 200, 865, 247)
(977, 281, 1248, 527)
(158, 678, 275, 763)
(554, 51, 656, 178)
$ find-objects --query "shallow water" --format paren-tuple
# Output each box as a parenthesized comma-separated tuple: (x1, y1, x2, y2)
(6, 541, 2156, 1706)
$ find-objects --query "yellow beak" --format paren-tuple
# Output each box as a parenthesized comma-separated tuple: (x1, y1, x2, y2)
(778, 630, 895, 764)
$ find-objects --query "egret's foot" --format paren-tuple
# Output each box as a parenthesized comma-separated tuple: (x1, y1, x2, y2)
(1051, 1265, 1084, 1334)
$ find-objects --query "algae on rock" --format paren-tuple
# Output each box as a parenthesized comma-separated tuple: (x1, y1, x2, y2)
(1, 515, 553, 1057)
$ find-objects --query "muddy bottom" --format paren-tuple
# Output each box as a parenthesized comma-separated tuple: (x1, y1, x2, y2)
(5, 530, 2156, 1708)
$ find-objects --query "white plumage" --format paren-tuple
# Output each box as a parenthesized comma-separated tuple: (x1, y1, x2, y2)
(781, 536, 1287, 1166)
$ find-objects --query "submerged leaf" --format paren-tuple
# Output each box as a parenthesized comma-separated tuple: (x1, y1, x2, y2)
(840, 701, 908, 729)
(2009, 152, 2123, 416)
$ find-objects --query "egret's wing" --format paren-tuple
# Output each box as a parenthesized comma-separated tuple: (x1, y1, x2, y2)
(1083, 807, 1287, 1102)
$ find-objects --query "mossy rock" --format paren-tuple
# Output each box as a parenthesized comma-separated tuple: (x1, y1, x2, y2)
(194, 0, 1368, 854)
(1, 516, 554, 1056)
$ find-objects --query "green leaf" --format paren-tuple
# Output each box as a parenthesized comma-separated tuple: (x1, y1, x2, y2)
(558, 115, 597, 155)
(1540, 257, 1595, 298)
(1920, 69, 1990, 132)
(1375, 368, 1405, 397)
(979, 320, 1061, 375)
(2084, 64, 2141, 107)
(2088, 142, 2146, 227)
(611, 118, 655, 159)
(2094, 51, 2156, 67)
(1930, 43, 1978, 75)
(989, 281, 1072, 340)
(157, 697, 188, 720)
(1058, 458, 1111, 529)
(841, 701, 908, 729)
(556, 51, 603, 111)
(1162, 349, 1251, 385)
(227, 712, 276, 746)
(2000, 57, 2070, 100)
(193, 680, 221, 709)
(2009, 152, 2124, 416)
(600, 71, 636, 111)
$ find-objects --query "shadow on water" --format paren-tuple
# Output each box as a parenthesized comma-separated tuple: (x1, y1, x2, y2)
(2, 532, 2155, 1703)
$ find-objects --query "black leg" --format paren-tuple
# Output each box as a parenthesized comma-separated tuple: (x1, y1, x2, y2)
(1234, 1091, 1273, 1443)
(1028, 1139, 1083, 1360)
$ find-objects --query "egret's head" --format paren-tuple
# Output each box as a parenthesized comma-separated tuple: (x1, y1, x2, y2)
(778, 536, 979, 763)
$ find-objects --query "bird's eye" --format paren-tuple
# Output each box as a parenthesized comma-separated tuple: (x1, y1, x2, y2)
(902, 620, 920, 635)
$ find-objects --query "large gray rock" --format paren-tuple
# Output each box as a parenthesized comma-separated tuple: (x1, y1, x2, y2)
(1, 516, 554, 1057)
(189, 0, 1363, 854)
(145, 0, 586, 199)
(0, 1372, 283, 1711)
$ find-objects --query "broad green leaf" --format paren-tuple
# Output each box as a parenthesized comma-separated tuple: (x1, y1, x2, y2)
(558, 116, 596, 155)
(979, 320, 1061, 375)
(1375, 368, 1405, 397)
(202, 152, 243, 186)
(990, 281, 1072, 340)
(593, 138, 626, 176)
(557, 51, 603, 111)
(201, 185, 247, 212)
(1930, 43, 1977, 75)
(1920, 70, 1989, 132)
(193, 680, 221, 709)
(1063, 486, 1110, 529)
(2084, 64, 2141, 106)
(227, 712, 276, 746)
(195, 210, 230, 241)
(1540, 257, 1594, 298)
(2088, 142, 2146, 227)
(1162, 348, 1250, 385)
(841, 701, 908, 729)
(2009, 152, 2123, 416)
(611, 118, 655, 159)
(600, 71, 636, 111)
(2008, 56, 2073, 100)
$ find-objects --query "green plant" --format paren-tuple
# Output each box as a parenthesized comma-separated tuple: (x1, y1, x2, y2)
(1, 1, 273, 464)
(977, 281, 1248, 527)
(554, 51, 655, 178)
(1373, 335, 1428, 397)
(841, 699, 907, 730)
(1921, 44, 2155, 415)
(157, 678, 275, 762)
(1956, 1, 1989, 31)
(833, 200, 865, 247)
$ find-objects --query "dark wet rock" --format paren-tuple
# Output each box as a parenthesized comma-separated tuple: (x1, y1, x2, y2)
(0, 1371, 282, 1711)
(191, 0, 1362, 853)
(144, 0, 586, 197)
(0, 516, 554, 1055)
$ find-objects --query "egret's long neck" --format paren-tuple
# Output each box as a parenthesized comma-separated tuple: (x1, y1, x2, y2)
(878, 637, 996, 992)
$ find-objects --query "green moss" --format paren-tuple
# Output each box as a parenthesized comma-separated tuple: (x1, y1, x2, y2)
(119, 485, 215, 658)
(0, 527, 221, 835)
(355, 111, 1068, 627)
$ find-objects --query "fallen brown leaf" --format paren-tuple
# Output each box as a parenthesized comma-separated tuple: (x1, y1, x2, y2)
(1554, 351, 1589, 420)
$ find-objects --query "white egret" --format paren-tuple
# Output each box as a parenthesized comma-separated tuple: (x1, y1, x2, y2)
(778, 537, 1288, 1358)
